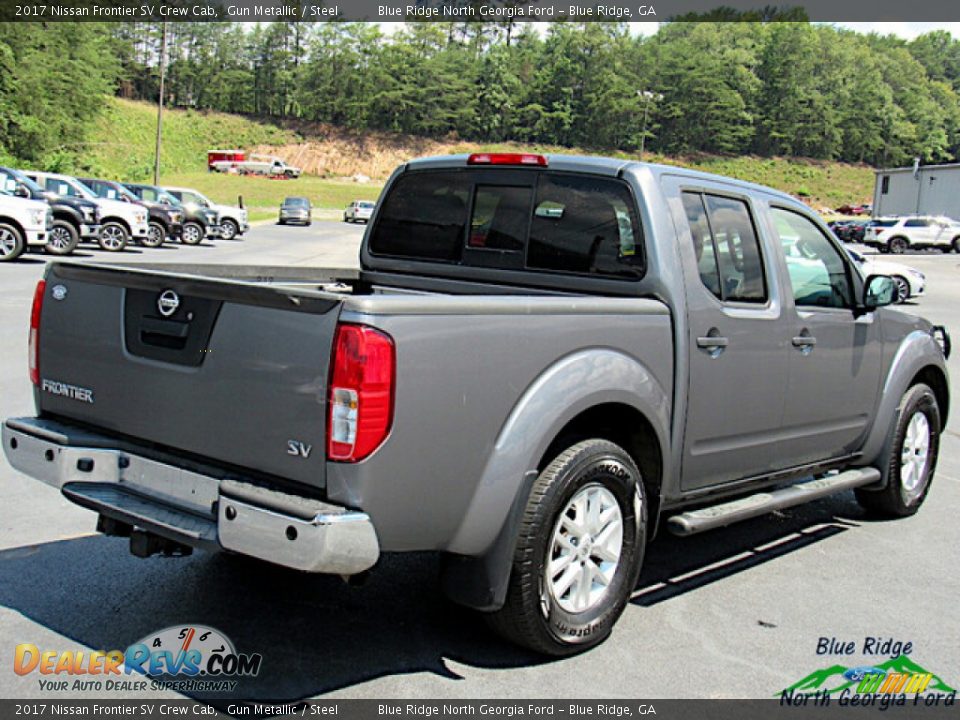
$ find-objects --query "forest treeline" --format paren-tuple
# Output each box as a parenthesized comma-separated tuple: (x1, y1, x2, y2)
(3, 19, 960, 170)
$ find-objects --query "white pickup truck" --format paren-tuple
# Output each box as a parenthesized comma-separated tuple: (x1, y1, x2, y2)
(163, 187, 249, 241)
(0, 192, 52, 262)
(210, 154, 301, 179)
(25, 172, 149, 252)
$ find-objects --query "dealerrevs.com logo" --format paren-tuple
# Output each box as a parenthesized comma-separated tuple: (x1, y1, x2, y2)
(14, 625, 262, 693)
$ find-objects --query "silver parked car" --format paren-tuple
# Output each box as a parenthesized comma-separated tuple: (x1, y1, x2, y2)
(343, 200, 375, 223)
(279, 197, 311, 226)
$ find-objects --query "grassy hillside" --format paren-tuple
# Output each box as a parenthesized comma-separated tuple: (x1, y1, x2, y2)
(79, 99, 875, 216)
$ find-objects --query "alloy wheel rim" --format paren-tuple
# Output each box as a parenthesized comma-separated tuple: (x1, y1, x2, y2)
(545, 482, 623, 614)
(222, 222, 236, 239)
(895, 278, 909, 302)
(49, 226, 72, 250)
(184, 226, 200, 243)
(900, 411, 931, 503)
(148, 226, 163, 246)
(0, 228, 15, 255)
(102, 226, 124, 250)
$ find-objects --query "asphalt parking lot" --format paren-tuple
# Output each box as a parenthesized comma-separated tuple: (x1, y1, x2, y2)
(0, 224, 958, 702)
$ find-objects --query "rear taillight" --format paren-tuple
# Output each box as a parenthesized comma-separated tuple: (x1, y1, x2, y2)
(467, 153, 548, 167)
(29, 280, 45, 386)
(328, 323, 395, 462)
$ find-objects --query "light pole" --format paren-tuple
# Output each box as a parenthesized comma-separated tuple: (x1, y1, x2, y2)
(153, 22, 168, 187)
(638, 90, 663, 160)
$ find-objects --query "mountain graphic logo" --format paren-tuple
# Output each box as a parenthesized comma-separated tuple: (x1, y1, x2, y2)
(781, 655, 956, 696)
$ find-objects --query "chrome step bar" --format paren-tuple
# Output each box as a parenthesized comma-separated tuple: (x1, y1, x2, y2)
(667, 468, 881, 537)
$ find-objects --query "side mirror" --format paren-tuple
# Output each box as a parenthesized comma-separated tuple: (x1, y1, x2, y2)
(15, 184, 30, 198)
(864, 275, 897, 310)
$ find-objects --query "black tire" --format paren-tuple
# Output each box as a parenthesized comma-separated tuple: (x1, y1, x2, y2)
(891, 275, 910, 304)
(887, 236, 908, 255)
(486, 439, 646, 656)
(142, 222, 166, 248)
(952, 236, 960, 254)
(221, 218, 239, 240)
(98, 221, 128, 252)
(856, 383, 940, 518)
(45, 220, 80, 256)
(0, 222, 26, 262)
(181, 222, 204, 245)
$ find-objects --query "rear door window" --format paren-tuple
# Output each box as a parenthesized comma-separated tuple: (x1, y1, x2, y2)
(681, 191, 766, 303)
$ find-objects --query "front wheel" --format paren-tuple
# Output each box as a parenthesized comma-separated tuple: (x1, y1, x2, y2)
(181, 222, 203, 245)
(887, 236, 908, 254)
(0, 223, 25, 262)
(142, 222, 166, 248)
(486, 439, 646, 656)
(220, 219, 239, 240)
(892, 275, 910, 304)
(952, 236, 960, 254)
(46, 220, 79, 255)
(856, 383, 940, 518)
(98, 222, 128, 252)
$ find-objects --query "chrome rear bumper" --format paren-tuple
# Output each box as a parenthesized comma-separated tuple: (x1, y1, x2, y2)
(2, 418, 379, 575)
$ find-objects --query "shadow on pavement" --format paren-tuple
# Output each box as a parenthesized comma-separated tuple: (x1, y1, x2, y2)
(0, 492, 870, 704)
(634, 492, 865, 606)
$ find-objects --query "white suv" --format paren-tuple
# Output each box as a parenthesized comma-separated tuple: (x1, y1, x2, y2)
(164, 187, 248, 241)
(864, 215, 960, 254)
(0, 192, 52, 262)
(25, 172, 149, 252)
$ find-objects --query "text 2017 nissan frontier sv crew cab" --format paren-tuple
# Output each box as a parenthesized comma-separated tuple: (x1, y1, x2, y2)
(3, 154, 950, 655)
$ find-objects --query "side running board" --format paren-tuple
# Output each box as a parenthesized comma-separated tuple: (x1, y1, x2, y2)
(667, 468, 881, 537)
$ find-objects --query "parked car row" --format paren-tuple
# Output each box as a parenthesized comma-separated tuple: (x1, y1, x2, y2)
(0, 169, 250, 262)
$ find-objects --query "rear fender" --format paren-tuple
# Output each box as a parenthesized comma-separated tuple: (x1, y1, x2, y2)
(441, 348, 670, 611)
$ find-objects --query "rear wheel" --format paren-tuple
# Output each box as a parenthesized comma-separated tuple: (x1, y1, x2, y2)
(46, 220, 79, 255)
(0, 223, 25, 262)
(486, 439, 645, 656)
(98, 222, 128, 252)
(856, 383, 940, 518)
(181, 222, 203, 245)
(220, 219, 239, 240)
(142, 222, 166, 248)
(887, 236, 908, 254)
(952, 236, 960, 254)
(892, 275, 910, 303)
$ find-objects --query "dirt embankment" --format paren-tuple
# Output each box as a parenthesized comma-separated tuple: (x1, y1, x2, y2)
(249, 124, 473, 180)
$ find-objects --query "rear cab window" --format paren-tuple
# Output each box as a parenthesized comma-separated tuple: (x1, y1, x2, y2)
(368, 169, 644, 281)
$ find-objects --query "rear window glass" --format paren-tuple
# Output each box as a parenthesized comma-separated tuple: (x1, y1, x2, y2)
(871, 219, 897, 227)
(528, 175, 642, 278)
(369, 170, 643, 280)
(369, 172, 470, 262)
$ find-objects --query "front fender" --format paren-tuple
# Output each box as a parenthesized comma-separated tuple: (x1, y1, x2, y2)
(441, 348, 671, 611)
(857, 329, 949, 480)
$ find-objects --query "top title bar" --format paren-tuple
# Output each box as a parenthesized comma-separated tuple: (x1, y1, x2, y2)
(0, 0, 957, 22)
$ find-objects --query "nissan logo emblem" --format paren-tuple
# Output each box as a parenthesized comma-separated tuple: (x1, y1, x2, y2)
(157, 290, 180, 318)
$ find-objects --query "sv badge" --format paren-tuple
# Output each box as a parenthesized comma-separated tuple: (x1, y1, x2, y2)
(287, 440, 313, 459)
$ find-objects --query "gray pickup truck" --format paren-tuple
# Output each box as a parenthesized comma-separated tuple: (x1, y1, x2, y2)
(3, 153, 951, 655)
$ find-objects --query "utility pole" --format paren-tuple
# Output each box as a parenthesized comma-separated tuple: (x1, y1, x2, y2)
(153, 22, 167, 186)
(638, 90, 663, 161)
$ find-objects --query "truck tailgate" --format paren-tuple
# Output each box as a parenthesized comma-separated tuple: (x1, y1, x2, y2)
(35, 263, 344, 489)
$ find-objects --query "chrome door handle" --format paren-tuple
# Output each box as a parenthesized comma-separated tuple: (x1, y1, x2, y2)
(792, 336, 817, 348)
(697, 336, 729, 349)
